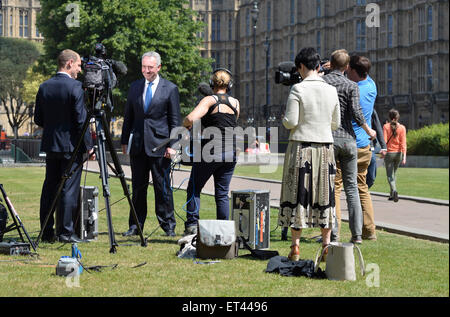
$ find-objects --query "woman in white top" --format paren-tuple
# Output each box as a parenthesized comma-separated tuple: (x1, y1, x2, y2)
(278, 47, 340, 261)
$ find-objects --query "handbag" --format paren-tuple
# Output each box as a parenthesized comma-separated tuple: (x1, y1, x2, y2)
(196, 220, 238, 260)
(314, 242, 365, 281)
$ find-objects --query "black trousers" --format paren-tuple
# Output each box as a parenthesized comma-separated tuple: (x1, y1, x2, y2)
(40, 152, 83, 238)
(129, 152, 175, 232)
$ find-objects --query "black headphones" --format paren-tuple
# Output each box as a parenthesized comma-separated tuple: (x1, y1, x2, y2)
(209, 68, 233, 92)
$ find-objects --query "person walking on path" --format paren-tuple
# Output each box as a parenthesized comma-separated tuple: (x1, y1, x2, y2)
(278, 47, 340, 261)
(383, 109, 407, 202)
(0, 129, 7, 150)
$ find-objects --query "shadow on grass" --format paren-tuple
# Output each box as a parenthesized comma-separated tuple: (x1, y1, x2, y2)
(269, 236, 318, 244)
(147, 238, 178, 245)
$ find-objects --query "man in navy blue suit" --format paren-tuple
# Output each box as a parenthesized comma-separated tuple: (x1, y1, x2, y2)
(34, 49, 94, 243)
(121, 51, 181, 237)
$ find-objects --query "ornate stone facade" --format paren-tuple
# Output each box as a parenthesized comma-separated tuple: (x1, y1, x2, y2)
(0, 0, 43, 41)
(0, 0, 42, 136)
(1, 0, 448, 138)
(190, 0, 449, 138)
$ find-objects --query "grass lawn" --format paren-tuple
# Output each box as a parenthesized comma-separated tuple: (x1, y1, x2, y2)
(0, 166, 448, 298)
(232, 164, 449, 201)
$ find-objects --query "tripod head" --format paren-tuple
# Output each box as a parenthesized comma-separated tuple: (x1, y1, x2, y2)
(84, 86, 113, 114)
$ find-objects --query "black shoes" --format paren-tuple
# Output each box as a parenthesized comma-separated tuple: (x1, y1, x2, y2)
(350, 235, 363, 244)
(58, 234, 84, 243)
(393, 191, 399, 202)
(123, 226, 175, 237)
(165, 230, 176, 237)
(183, 226, 197, 236)
(388, 191, 399, 202)
(122, 228, 139, 237)
(41, 235, 57, 243)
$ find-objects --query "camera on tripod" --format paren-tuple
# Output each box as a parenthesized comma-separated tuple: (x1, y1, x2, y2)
(81, 43, 127, 112)
(35, 45, 146, 253)
(274, 59, 331, 86)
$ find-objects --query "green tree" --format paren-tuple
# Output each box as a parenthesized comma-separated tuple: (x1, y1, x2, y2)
(36, 0, 211, 116)
(0, 38, 41, 138)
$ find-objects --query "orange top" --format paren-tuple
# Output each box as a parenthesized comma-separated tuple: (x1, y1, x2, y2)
(383, 122, 407, 155)
(0, 131, 6, 141)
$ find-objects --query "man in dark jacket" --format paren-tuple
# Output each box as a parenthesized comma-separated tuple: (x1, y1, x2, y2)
(34, 49, 94, 243)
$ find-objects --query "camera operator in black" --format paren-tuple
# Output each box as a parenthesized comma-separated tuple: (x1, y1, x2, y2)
(182, 68, 240, 236)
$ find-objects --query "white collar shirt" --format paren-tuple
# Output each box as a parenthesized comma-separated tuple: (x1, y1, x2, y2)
(57, 71, 72, 78)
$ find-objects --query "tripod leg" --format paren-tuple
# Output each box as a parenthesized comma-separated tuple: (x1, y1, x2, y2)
(95, 115, 119, 253)
(0, 184, 37, 252)
(99, 111, 147, 247)
(35, 113, 93, 248)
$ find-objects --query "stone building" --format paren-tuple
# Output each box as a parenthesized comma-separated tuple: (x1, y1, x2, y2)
(190, 0, 449, 140)
(0, 0, 43, 136)
(1, 0, 448, 140)
(0, 0, 43, 41)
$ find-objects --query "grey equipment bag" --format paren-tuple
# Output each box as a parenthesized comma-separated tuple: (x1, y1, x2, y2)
(196, 220, 238, 260)
(314, 242, 365, 281)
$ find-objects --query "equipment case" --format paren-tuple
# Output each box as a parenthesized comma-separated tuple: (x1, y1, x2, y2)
(75, 186, 99, 241)
(231, 190, 270, 250)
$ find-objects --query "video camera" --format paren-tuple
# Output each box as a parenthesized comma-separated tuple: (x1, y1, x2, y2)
(81, 43, 127, 111)
(274, 61, 301, 86)
(274, 59, 331, 86)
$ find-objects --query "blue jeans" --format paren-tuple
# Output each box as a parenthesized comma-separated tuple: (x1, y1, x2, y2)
(184, 159, 236, 229)
(332, 137, 363, 238)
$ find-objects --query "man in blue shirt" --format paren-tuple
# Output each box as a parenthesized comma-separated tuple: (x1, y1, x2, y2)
(345, 55, 378, 240)
(324, 50, 376, 244)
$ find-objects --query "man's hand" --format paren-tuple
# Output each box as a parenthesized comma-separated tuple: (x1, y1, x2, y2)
(361, 123, 376, 140)
(164, 147, 176, 159)
(368, 128, 376, 140)
(122, 144, 127, 155)
(380, 149, 387, 158)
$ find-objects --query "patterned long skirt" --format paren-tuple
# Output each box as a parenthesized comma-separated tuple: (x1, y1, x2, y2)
(278, 141, 337, 230)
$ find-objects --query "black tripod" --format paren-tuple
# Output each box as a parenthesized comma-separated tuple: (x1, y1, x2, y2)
(35, 89, 147, 253)
(0, 184, 37, 252)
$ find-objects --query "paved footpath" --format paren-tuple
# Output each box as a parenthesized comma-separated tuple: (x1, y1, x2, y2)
(85, 160, 449, 243)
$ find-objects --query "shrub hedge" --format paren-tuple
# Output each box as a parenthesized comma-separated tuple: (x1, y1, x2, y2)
(406, 123, 449, 156)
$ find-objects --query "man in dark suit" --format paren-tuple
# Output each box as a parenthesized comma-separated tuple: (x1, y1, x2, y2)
(34, 49, 94, 243)
(121, 51, 181, 237)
